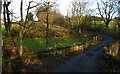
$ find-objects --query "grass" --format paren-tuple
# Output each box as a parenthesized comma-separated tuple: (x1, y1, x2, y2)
(20, 37, 91, 52)
(22, 38, 46, 51)
(2, 20, 119, 72)
(2, 27, 6, 32)
(2, 26, 103, 72)
(2, 35, 102, 72)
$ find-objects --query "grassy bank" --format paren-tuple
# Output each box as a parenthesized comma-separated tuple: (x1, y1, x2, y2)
(17, 33, 93, 51)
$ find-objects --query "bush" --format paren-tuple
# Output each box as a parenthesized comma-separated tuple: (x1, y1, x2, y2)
(53, 16, 65, 25)
(11, 26, 20, 37)
(2, 38, 31, 59)
(11, 22, 46, 38)
(10, 21, 71, 39)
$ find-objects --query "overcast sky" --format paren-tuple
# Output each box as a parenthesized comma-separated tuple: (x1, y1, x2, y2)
(3, 0, 74, 21)
(2, 0, 118, 21)
(1, 0, 98, 20)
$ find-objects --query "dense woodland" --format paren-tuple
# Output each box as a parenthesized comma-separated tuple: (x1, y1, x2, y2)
(0, 0, 120, 72)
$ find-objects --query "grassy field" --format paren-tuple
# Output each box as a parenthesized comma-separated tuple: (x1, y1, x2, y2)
(17, 35, 91, 51)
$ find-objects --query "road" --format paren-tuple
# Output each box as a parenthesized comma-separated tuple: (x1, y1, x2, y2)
(53, 35, 115, 72)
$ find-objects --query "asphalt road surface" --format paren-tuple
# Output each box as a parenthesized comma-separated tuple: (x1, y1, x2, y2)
(53, 35, 115, 72)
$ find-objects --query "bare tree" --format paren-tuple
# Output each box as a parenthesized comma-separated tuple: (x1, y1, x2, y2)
(45, 1, 56, 49)
(19, 0, 39, 56)
(3, 1, 11, 35)
(6, 2, 11, 34)
(97, 0, 117, 29)
(25, 1, 39, 22)
(36, 1, 56, 49)
(71, 0, 89, 33)
(3, 2, 7, 33)
(45, 2, 50, 49)
(19, 0, 23, 56)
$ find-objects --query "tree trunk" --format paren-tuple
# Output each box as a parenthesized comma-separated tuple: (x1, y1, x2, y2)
(79, 28, 82, 33)
(105, 21, 110, 30)
(78, 17, 82, 33)
(6, 2, 11, 35)
(68, 18, 71, 23)
(106, 24, 109, 30)
(46, 11, 49, 49)
(19, 0, 23, 56)
(3, 2, 7, 33)
(3, 2, 11, 35)
(45, 2, 50, 49)
(25, 1, 30, 22)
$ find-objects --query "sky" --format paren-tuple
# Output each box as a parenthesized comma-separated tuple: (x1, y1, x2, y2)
(4, 0, 74, 21)
(1, 0, 119, 21)
(1, 0, 99, 21)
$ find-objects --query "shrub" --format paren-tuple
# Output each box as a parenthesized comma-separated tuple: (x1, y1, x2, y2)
(3, 38, 31, 59)
(11, 22, 46, 38)
(53, 16, 65, 25)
